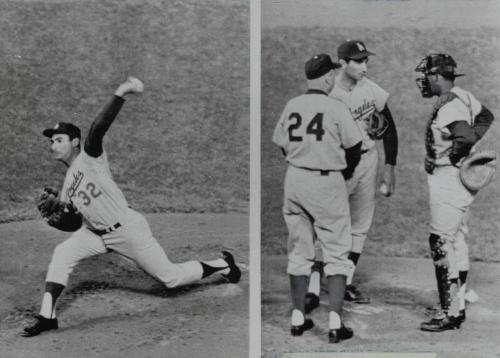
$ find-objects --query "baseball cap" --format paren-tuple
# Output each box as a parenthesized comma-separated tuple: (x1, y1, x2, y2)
(417, 53, 465, 78)
(43, 122, 81, 139)
(337, 40, 375, 60)
(305, 54, 341, 80)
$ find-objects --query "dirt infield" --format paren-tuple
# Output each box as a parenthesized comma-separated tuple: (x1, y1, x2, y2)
(0, 213, 248, 358)
(262, 255, 500, 358)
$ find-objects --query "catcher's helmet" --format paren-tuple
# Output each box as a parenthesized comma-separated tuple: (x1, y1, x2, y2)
(415, 54, 465, 97)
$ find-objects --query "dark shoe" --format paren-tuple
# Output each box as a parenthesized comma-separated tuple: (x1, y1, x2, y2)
(291, 318, 314, 336)
(345, 284, 370, 304)
(329, 324, 354, 343)
(457, 309, 466, 324)
(304, 292, 320, 314)
(221, 251, 241, 283)
(21, 315, 58, 337)
(420, 314, 461, 332)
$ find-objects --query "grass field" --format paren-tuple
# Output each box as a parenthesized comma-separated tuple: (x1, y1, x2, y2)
(0, 0, 249, 223)
(262, 26, 500, 261)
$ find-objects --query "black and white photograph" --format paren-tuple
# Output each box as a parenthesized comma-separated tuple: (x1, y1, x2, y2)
(0, 1, 249, 357)
(261, 0, 500, 357)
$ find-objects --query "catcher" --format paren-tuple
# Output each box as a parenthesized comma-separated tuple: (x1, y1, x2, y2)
(415, 53, 495, 332)
(22, 77, 241, 337)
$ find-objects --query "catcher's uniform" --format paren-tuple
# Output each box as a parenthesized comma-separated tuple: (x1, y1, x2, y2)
(426, 86, 482, 278)
(273, 89, 361, 277)
(46, 96, 202, 287)
(329, 78, 389, 253)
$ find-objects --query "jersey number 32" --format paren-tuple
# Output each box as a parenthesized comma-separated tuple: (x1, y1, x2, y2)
(288, 112, 325, 142)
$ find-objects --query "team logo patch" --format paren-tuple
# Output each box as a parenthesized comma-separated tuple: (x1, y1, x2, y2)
(356, 42, 365, 51)
(67, 170, 84, 198)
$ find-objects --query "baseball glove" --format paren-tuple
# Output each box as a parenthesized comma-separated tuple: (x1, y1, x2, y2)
(37, 188, 82, 232)
(366, 111, 388, 140)
(459, 150, 497, 192)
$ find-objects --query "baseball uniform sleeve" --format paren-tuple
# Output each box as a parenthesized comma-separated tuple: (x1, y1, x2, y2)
(436, 103, 463, 130)
(380, 105, 398, 165)
(366, 78, 389, 112)
(337, 105, 362, 149)
(84, 95, 125, 158)
(473, 105, 495, 139)
(272, 104, 290, 152)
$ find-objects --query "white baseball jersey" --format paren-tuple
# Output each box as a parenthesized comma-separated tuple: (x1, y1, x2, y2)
(60, 150, 128, 230)
(430, 86, 482, 166)
(330, 77, 389, 151)
(272, 91, 362, 171)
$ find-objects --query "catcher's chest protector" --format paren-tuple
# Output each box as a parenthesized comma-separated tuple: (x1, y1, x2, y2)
(425, 92, 458, 159)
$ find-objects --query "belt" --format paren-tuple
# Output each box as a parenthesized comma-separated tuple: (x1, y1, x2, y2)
(88, 223, 121, 236)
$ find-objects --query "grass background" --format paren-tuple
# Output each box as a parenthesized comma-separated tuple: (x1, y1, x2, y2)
(0, 0, 249, 222)
(262, 26, 500, 262)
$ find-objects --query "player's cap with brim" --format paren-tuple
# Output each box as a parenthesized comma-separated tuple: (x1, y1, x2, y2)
(430, 54, 465, 78)
(43, 122, 81, 139)
(337, 40, 375, 60)
(305, 54, 341, 80)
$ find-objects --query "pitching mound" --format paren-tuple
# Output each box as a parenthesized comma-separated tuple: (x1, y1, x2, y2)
(0, 213, 248, 358)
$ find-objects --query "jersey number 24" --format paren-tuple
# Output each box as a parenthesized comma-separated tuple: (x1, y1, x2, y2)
(288, 112, 325, 141)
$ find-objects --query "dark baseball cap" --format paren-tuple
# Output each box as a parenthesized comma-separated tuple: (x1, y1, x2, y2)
(43, 122, 81, 139)
(416, 53, 465, 78)
(305, 54, 341, 80)
(337, 40, 375, 60)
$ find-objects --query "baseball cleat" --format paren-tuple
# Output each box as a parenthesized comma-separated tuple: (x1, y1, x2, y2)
(328, 324, 354, 343)
(420, 314, 461, 332)
(221, 251, 241, 284)
(304, 292, 320, 314)
(291, 318, 314, 336)
(21, 314, 58, 337)
(124, 77, 144, 94)
(425, 306, 466, 324)
(344, 284, 370, 304)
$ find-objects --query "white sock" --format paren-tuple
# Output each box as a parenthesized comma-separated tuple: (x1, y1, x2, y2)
(308, 271, 321, 296)
(449, 282, 460, 317)
(291, 309, 305, 326)
(346, 260, 355, 286)
(329, 310, 341, 330)
(40, 292, 54, 319)
(458, 283, 466, 310)
(202, 258, 230, 275)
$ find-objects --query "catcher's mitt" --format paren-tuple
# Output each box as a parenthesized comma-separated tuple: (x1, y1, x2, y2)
(366, 111, 388, 140)
(459, 150, 497, 192)
(37, 188, 82, 232)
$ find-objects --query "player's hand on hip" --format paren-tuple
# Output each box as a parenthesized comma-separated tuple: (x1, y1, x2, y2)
(380, 164, 395, 197)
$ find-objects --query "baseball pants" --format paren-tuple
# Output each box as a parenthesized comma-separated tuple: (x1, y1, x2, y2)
(346, 147, 378, 254)
(428, 165, 474, 278)
(45, 208, 203, 287)
(313, 147, 378, 261)
(283, 165, 354, 277)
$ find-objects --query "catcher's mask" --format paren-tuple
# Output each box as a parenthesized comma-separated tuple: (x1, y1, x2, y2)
(415, 54, 465, 98)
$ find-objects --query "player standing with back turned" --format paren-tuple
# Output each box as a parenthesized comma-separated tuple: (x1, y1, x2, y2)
(273, 54, 362, 343)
